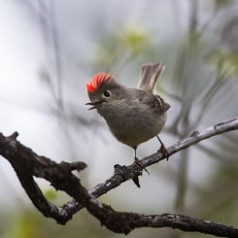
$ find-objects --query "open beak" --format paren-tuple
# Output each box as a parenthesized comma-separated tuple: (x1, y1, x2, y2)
(85, 100, 103, 110)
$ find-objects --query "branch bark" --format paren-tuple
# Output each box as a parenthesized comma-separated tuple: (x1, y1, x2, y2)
(0, 118, 238, 237)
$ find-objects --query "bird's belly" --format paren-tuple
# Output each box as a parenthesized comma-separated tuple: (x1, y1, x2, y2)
(106, 112, 167, 148)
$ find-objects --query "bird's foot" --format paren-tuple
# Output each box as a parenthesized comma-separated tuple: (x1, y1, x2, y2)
(160, 144, 169, 160)
(157, 140, 169, 160)
(114, 164, 141, 188)
(134, 158, 150, 175)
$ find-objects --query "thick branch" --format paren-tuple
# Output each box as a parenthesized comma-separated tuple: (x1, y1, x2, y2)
(0, 117, 237, 237)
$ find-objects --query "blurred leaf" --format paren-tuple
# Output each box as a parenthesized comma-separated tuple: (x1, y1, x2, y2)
(206, 50, 238, 78)
(5, 213, 41, 238)
(93, 26, 150, 70)
(44, 188, 58, 201)
(215, 0, 234, 9)
(118, 27, 150, 55)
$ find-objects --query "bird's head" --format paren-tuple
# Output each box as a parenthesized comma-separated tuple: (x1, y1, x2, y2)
(86, 72, 122, 110)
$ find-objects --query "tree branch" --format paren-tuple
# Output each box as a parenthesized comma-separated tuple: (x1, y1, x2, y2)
(0, 117, 238, 236)
(86, 117, 238, 206)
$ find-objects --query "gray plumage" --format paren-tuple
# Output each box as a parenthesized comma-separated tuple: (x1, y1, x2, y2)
(86, 62, 170, 151)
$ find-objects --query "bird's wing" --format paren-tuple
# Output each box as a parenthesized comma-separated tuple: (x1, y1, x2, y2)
(133, 90, 170, 114)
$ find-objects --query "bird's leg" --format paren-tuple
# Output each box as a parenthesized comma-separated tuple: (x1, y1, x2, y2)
(156, 136, 169, 160)
(130, 147, 140, 187)
(134, 147, 138, 160)
(133, 148, 149, 174)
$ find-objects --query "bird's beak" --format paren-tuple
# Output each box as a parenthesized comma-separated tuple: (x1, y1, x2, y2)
(85, 100, 103, 110)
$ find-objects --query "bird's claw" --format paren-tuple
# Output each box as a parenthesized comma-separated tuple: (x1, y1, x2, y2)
(158, 143, 169, 160)
(134, 158, 150, 175)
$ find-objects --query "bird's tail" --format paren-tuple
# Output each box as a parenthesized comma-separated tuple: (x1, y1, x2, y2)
(137, 62, 165, 93)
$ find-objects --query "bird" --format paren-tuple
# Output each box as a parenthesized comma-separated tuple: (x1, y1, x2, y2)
(86, 62, 170, 186)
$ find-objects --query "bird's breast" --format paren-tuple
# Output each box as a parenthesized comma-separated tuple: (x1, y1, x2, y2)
(98, 104, 167, 148)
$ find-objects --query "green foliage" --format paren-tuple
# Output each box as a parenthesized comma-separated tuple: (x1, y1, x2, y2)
(119, 27, 150, 55)
(215, 0, 234, 9)
(207, 51, 238, 79)
(93, 26, 150, 70)
(44, 188, 58, 201)
(4, 212, 42, 238)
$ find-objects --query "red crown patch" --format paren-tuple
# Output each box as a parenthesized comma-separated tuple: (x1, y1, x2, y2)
(86, 72, 112, 92)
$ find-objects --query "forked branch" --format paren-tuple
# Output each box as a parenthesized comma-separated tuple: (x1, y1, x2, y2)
(0, 118, 237, 237)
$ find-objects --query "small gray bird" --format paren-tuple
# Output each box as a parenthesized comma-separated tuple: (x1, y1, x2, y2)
(86, 62, 170, 179)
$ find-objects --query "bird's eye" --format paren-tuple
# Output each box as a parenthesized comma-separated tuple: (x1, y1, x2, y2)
(103, 90, 111, 97)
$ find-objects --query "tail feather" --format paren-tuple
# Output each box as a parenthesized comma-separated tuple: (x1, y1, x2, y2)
(137, 62, 165, 93)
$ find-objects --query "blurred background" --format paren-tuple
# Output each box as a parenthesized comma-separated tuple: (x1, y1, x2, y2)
(0, 0, 238, 237)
